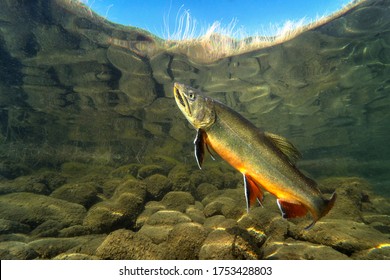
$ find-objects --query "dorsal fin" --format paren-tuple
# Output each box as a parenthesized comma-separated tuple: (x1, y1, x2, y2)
(264, 132, 301, 165)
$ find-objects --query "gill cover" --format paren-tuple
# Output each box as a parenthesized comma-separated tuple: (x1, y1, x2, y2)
(173, 83, 216, 130)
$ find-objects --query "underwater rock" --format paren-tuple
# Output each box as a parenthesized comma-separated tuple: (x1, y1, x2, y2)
(316, 177, 373, 223)
(369, 196, 390, 216)
(0, 171, 67, 195)
(137, 164, 165, 179)
(58, 225, 92, 238)
(195, 183, 219, 201)
(145, 210, 192, 226)
(53, 253, 101, 260)
(100, 178, 123, 199)
(28, 236, 99, 259)
(163, 222, 207, 259)
(0, 241, 38, 260)
(137, 210, 191, 244)
(135, 201, 166, 229)
(199, 227, 262, 260)
(137, 224, 173, 244)
(0, 219, 31, 235)
(111, 178, 147, 201)
(143, 174, 172, 200)
(138, 210, 192, 244)
(167, 166, 195, 192)
(185, 205, 206, 224)
(289, 219, 390, 256)
(83, 198, 143, 233)
(203, 196, 244, 219)
(199, 229, 236, 260)
(83, 178, 146, 233)
(96, 229, 163, 260)
(107, 46, 150, 75)
(61, 162, 93, 177)
(119, 75, 157, 109)
(262, 239, 349, 260)
(0, 193, 86, 229)
(318, 177, 373, 194)
(362, 213, 390, 235)
(160, 191, 195, 212)
(30, 220, 64, 238)
(203, 215, 238, 231)
(61, 234, 107, 257)
(110, 163, 142, 178)
(144, 155, 180, 174)
(0, 162, 31, 180)
(351, 245, 390, 260)
(50, 182, 99, 208)
(202, 188, 246, 219)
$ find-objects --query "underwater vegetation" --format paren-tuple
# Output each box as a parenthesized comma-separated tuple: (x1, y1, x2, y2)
(0, 0, 389, 259)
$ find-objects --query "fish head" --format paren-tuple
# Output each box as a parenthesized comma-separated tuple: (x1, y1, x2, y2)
(173, 82, 216, 129)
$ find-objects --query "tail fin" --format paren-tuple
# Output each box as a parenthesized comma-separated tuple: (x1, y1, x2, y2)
(322, 192, 337, 218)
(305, 192, 337, 230)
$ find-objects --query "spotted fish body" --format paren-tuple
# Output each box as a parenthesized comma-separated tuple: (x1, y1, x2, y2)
(173, 82, 336, 229)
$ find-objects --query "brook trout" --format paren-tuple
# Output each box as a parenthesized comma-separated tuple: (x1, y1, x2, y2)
(173, 82, 336, 229)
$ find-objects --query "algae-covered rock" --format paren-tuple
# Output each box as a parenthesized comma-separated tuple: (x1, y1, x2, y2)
(0, 241, 38, 260)
(195, 183, 218, 201)
(202, 188, 246, 219)
(199, 229, 236, 260)
(110, 164, 142, 178)
(352, 245, 390, 260)
(167, 166, 195, 192)
(0, 219, 31, 234)
(96, 229, 163, 259)
(50, 182, 99, 208)
(0, 193, 86, 229)
(83, 197, 142, 233)
(263, 239, 350, 260)
(28, 236, 99, 259)
(61, 162, 91, 177)
(83, 178, 146, 233)
(161, 191, 195, 212)
(0, 171, 67, 195)
(53, 253, 101, 260)
(143, 174, 172, 200)
(185, 206, 206, 224)
(111, 178, 146, 201)
(138, 210, 192, 244)
(289, 219, 390, 255)
(144, 155, 180, 174)
(203, 215, 238, 231)
(58, 225, 92, 237)
(135, 201, 166, 229)
(163, 222, 207, 259)
(30, 220, 64, 237)
(145, 210, 192, 226)
(137, 164, 165, 179)
(199, 227, 262, 260)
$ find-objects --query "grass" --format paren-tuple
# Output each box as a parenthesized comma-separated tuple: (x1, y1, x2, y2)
(161, 0, 364, 63)
(60, 0, 365, 64)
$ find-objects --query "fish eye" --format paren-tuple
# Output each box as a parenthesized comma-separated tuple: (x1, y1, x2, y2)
(188, 91, 196, 101)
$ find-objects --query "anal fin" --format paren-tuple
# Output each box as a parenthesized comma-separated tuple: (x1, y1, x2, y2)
(277, 199, 308, 219)
(243, 174, 264, 212)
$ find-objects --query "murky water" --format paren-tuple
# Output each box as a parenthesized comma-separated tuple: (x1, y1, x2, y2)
(0, 0, 389, 260)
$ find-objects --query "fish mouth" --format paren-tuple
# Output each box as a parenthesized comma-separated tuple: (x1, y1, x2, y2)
(174, 83, 191, 115)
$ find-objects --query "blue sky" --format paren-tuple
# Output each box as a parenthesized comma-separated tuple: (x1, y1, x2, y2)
(81, 0, 353, 39)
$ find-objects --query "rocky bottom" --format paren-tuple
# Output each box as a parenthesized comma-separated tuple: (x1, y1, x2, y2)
(0, 157, 389, 260)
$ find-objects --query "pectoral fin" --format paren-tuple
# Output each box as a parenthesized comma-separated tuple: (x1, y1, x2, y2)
(194, 129, 205, 169)
(243, 174, 264, 212)
(276, 199, 308, 219)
